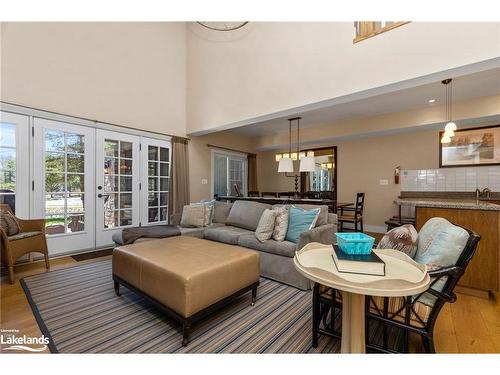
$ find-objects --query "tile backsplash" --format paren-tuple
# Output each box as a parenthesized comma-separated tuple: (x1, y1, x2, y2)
(401, 166, 500, 192)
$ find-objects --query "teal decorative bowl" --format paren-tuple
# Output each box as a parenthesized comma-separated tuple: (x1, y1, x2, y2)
(335, 232, 375, 255)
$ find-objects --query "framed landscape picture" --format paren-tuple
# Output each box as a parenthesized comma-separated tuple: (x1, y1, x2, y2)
(439, 125, 500, 167)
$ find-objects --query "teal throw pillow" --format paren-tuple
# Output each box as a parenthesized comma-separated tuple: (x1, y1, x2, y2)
(285, 206, 321, 244)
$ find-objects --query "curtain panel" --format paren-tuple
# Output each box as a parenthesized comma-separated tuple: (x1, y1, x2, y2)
(168, 137, 190, 223)
(248, 154, 258, 192)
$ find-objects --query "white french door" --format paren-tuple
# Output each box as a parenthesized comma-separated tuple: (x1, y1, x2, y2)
(5, 104, 172, 255)
(33, 118, 95, 254)
(95, 130, 140, 247)
(0, 111, 30, 219)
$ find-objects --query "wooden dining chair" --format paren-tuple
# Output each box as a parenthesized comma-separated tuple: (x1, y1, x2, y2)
(233, 184, 243, 197)
(261, 191, 278, 198)
(338, 192, 365, 232)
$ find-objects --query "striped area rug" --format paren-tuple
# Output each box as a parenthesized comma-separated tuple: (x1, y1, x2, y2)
(21, 259, 341, 353)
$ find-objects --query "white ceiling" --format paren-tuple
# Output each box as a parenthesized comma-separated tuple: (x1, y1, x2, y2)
(230, 67, 500, 137)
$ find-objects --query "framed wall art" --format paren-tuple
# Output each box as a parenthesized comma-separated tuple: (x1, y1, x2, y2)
(439, 125, 500, 167)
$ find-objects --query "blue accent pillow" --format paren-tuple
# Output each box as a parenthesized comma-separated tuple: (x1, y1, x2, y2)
(285, 206, 321, 244)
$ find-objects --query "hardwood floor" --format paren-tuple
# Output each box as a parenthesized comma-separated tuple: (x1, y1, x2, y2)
(1, 255, 499, 354)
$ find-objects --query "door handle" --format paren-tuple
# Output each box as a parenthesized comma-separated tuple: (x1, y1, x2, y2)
(97, 193, 110, 198)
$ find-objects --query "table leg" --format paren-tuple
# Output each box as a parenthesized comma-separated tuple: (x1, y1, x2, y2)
(340, 291, 365, 354)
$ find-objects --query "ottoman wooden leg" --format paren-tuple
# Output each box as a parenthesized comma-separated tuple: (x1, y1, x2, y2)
(182, 322, 191, 346)
(251, 285, 257, 306)
(114, 281, 121, 296)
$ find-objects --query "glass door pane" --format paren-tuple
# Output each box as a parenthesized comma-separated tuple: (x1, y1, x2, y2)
(141, 138, 171, 225)
(44, 130, 86, 235)
(229, 158, 244, 196)
(96, 130, 139, 247)
(0, 112, 30, 218)
(212, 152, 247, 197)
(213, 154, 228, 197)
(102, 140, 134, 228)
(33, 117, 95, 255)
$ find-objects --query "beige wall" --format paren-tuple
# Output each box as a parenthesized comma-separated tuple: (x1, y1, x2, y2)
(187, 22, 500, 134)
(189, 131, 257, 202)
(1, 22, 187, 137)
(257, 130, 439, 231)
(255, 95, 500, 150)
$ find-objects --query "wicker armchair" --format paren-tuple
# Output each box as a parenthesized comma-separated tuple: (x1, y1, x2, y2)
(313, 223, 480, 353)
(0, 204, 50, 284)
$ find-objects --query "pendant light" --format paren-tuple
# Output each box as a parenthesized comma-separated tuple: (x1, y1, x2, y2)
(441, 78, 456, 144)
(277, 119, 294, 173)
(296, 117, 316, 172)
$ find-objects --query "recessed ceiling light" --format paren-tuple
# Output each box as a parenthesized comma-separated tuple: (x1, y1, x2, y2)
(428, 99, 436, 103)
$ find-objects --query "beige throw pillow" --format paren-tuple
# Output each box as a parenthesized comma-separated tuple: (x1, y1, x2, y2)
(255, 209, 277, 243)
(272, 206, 289, 242)
(180, 205, 206, 228)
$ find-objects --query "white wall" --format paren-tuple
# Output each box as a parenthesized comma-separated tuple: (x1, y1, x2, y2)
(187, 22, 500, 134)
(0, 22, 187, 137)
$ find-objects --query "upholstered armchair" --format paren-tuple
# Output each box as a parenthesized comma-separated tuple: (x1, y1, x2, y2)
(0, 204, 50, 284)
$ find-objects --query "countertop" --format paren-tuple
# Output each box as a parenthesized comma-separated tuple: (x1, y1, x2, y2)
(394, 197, 500, 211)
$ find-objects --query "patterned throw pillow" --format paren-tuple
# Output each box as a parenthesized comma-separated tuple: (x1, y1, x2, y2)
(272, 206, 289, 242)
(377, 224, 418, 258)
(180, 205, 206, 228)
(191, 199, 216, 226)
(0, 209, 20, 236)
(255, 209, 277, 243)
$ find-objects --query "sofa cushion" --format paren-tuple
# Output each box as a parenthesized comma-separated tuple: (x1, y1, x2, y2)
(203, 225, 253, 245)
(273, 204, 328, 227)
(285, 206, 321, 243)
(238, 234, 297, 258)
(213, 201, 233, 224)
(377, 224, 418, 258)
(225, 200, 272, 231)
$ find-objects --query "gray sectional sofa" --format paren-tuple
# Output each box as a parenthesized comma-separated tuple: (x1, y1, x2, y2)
(113, 200, 337, 290)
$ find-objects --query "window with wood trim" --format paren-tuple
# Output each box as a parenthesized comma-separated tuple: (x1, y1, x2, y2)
(354, 21, 409, 43)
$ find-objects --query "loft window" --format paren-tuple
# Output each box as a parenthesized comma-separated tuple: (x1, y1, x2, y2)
(354, 21, 409, 43)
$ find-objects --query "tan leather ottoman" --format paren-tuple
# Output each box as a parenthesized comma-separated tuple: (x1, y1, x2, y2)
(112, 236, 260, 346)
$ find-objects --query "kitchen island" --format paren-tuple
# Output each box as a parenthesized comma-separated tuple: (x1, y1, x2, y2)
(395, 197, 500, 294)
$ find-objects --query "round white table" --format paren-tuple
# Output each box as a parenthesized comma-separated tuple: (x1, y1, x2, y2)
(294, 242, 430, 353)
